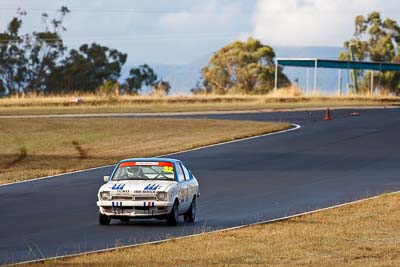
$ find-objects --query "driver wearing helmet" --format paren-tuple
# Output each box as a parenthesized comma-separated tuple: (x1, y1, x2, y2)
(126, 166, 146, 178)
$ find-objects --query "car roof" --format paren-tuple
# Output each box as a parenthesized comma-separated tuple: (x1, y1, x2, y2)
(118, 157, 181, 164)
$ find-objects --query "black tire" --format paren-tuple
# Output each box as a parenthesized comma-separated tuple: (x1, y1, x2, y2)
(99, 213, 111, 225)
(166, 201, 179, 226)
(184, 197, 196, 223)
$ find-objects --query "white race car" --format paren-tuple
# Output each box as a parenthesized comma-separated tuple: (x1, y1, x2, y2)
(97, 158, 199, 226)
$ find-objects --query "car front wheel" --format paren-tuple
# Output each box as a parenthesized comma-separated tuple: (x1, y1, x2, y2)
(166, 201, 179, 226)
(184, 197, 196, 223)
(99, 213, 111, 225)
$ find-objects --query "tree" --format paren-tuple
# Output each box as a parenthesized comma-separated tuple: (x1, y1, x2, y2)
(0, 6, 161, 96)
(340, 12, 400, 94)
(151, 79, 171, 96)
(0, 7, 69, 96)
(201, 37, 290, 94)
(190, 77, 211, 95)
(48, 43, 127, 93)
(123, 64, 157, 94)
(0, 10, 27, 96)
(24, 6, 70, 94)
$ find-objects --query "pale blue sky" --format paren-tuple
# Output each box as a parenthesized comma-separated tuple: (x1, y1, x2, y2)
(0, 0, 399, 65)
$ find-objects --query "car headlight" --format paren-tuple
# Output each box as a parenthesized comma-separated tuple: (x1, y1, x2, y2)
(156, 192, 168, 201)
(100, 191, 111, 201)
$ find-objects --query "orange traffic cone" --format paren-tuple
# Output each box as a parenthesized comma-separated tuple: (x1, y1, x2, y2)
(324, 107, 332, 121)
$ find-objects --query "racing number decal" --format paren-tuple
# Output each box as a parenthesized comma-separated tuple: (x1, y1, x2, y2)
(163, 166, 174, 173)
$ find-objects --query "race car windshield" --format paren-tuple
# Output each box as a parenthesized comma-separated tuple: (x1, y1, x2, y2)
(112, 162, 175, 181)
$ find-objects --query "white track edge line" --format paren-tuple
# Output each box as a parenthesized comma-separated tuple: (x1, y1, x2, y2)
(0, 123, 301, 188)
(10, 190, 400, 266)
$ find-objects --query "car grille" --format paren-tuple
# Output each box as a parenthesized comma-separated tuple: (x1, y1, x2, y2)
(110, 195, 156, 201)
(134, 196, 156, 201)
(111, 196, 133, 201)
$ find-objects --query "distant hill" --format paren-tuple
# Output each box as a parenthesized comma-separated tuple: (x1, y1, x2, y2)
(122, 46, 347, 95)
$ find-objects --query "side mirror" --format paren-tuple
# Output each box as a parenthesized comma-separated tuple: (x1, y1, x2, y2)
(103, 176, 110, 182)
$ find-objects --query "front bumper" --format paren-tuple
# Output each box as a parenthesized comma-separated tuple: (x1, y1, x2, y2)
(97, 200, 173, 217)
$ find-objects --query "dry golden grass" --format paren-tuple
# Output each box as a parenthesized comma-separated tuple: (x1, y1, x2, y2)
(24, 192, 400, 267)
(0, 94, 399, 115)
(0, 118, 289, 184)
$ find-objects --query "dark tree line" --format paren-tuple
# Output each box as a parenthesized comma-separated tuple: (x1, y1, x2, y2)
(0, 7, 168, 96)
(47, 43, 127, 94)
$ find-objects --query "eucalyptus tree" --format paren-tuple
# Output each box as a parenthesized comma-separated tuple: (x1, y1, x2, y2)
(340, 12, 400, 94)
(0, 10, 27, 95)
(0, 7, 70, 96)
(24, 6, 70, 94)
(50, 43, 127, 93)
(202, 37, 289, 94)
(123, 64, 158, 94)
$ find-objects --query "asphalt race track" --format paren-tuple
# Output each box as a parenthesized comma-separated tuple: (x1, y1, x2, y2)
(1, 108, 400, 264)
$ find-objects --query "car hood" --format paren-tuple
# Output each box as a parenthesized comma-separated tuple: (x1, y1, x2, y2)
(99, 180, 175, 194)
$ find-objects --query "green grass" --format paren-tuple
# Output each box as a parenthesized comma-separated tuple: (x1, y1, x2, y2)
(0, 118, 290, 184)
